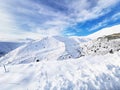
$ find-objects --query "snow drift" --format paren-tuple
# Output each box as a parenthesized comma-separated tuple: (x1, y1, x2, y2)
(0, 52, 120, 90)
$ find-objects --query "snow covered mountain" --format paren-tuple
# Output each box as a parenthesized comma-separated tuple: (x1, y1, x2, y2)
(0, 36, 90, 64)
(0, 42, 23, 57)
(0, 32, 120, 65)
(0, 25, 120, 90)
(81, 33, 120, 56)
(87, 24, 120, 39)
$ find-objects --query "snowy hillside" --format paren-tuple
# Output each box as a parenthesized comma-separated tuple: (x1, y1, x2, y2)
(0, 42, 23, 57)
(0, 37, 64, 64)
(0, 30, 120, 90)
(0, 52, 120, 90)
(0, 36, 90, 64)
(81, 34, 120, 56)
(87, 25, 120, 39)
(0, 32, 120, 65)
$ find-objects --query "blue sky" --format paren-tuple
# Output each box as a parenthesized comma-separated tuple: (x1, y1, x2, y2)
(0, 0, 120, 40)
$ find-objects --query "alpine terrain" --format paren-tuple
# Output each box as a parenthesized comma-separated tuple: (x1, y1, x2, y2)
(0, 26, 120, 90)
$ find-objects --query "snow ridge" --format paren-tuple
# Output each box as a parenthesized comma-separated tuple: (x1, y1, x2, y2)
(87, 25, 120, 39)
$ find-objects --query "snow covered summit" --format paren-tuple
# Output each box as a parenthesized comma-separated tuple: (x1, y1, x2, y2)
(87, 25, 120, 39)
(0, 36, 89, 64)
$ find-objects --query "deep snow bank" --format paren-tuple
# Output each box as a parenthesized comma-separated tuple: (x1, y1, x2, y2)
(0, 52, 120, 90)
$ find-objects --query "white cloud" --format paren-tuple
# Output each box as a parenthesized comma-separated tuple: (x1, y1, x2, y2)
(0, 3, 44, 41)
(89, 11, 120, 32)
(111, 12, 120, 21)
(69, 0, 119, 23)
(0, 32, 44, 42)
(89, 20, 108, 31)
(0, 0, 119, 41)
(0, 4, 20, 41)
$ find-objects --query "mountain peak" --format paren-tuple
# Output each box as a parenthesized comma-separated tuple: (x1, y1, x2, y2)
(87, 25, 120, 39)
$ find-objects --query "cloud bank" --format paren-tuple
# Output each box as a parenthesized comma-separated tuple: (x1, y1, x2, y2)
(0, 0, 120, 40)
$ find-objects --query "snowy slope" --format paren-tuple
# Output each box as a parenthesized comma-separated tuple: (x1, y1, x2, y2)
(0, 42, 23, 57)
(87, 25, 120, 39)
(80, 37, 120, 56)
(0, 36, 89, 64)
(0, 27, 120, 90)
(54, 36, 88, 59)
(0, 37, 65, 64)
(0, 32, 120, 65)
(0, 52, 120, 90)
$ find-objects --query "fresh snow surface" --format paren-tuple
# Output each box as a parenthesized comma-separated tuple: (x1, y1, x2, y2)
(87, 25, 120, 39)
(0, 52, 120, 90)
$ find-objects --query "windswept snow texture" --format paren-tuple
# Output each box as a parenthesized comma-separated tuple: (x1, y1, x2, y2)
(0, 52, 120, 90)
(0, 42, 22, 57)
